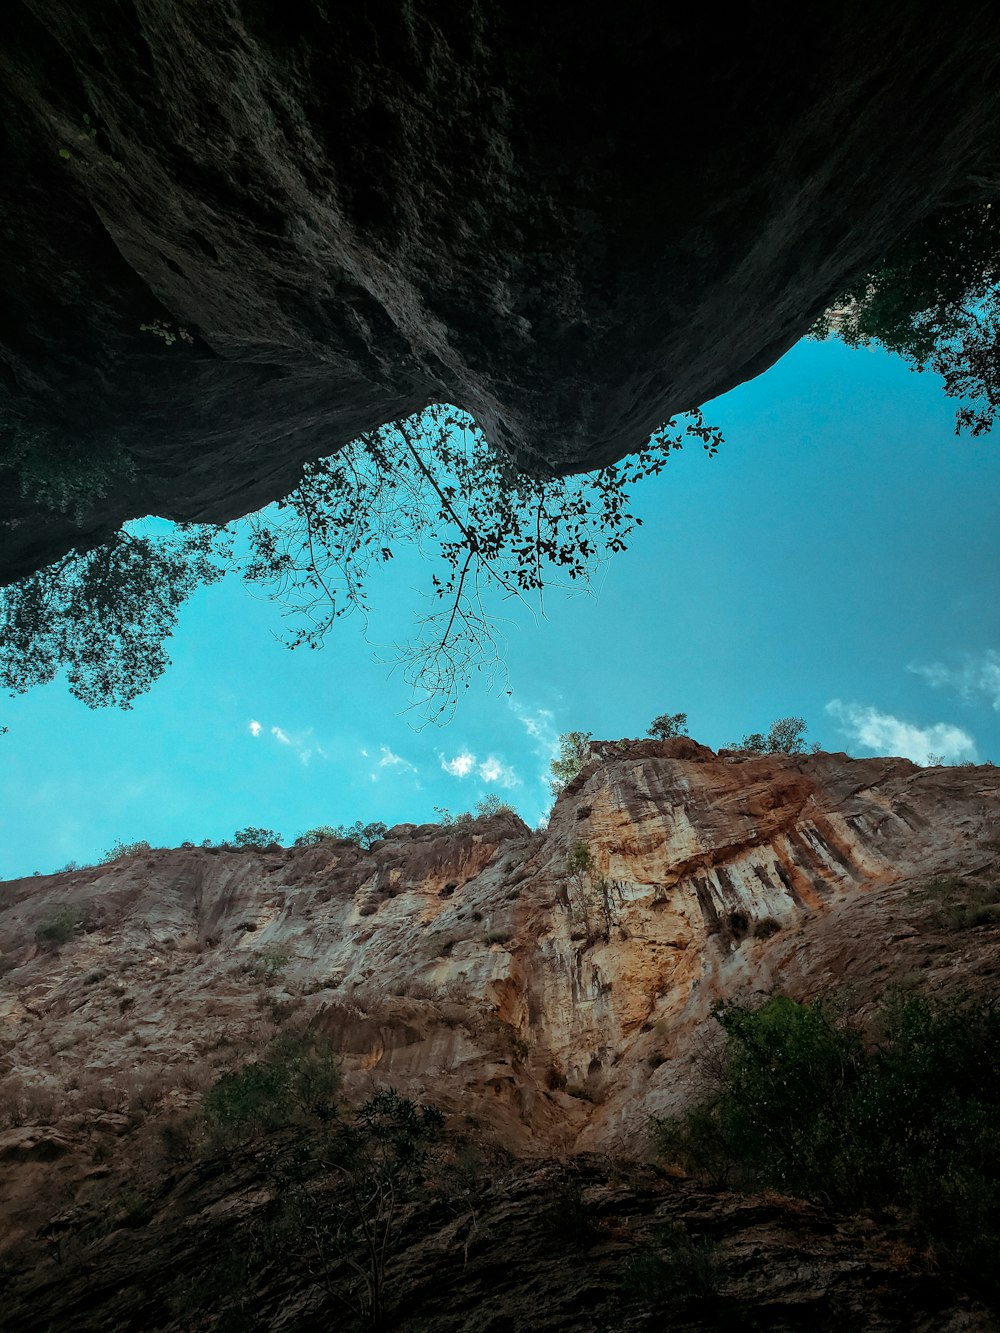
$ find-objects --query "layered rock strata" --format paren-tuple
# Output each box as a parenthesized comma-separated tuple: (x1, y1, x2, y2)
(1, 742, 997, 1175)
(2, 741, 1000, 1325)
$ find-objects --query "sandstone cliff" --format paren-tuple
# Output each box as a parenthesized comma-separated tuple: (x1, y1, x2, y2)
(2, 742, 999, 1159)
(4, 5, 1000, 582)
(1, 741, 999, 1328)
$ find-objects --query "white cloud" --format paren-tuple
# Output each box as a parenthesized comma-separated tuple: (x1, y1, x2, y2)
(378, 745, 415, 771)
(254, 722, 327, 765)
(370, 745, 417, 782)
(509, 699, 563, 798)
(296, 737, 328, 766)
(438, 747, 520, 789)
(477, 755, 521, 789)
(910, 650, 1000, 711)
(826, 699, 978, 766)
(440, 750, 476, 778)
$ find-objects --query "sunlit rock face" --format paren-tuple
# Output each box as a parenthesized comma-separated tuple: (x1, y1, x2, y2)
(3, 5, 1000, 582)
(2, 740, 998, 1244)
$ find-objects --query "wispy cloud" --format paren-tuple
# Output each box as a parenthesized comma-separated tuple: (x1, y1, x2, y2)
(370, 745, 417, 782)
(247, 721, 328, 765)
(295, 734, 328, 766)
(826, 699, 978, 765)
(910, 650, 1000, 711)
(510, 700, 561, 788)
(477, 755, 521, 789)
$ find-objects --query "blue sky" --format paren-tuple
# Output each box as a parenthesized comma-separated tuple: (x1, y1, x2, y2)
(2, 337, 999, 878)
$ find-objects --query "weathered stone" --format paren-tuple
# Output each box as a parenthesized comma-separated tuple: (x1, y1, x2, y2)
(2, 744, 999, 1324)
(4, 6, 1000, 581)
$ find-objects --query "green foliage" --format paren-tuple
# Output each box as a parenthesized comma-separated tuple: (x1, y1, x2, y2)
(100, 839, 152, 863)
(339, 820, 386, 849)
(814, 203, 1000, 435)
(294, 825, 340, 846)
(240, 947, 292, 980)
(296, 820, 387, 848)
(139, 320, 194, 347)
(1, 418, 134, 521)
(241, 404, 721, 722)
(729, 716, 810, 754)
(231, 826, 282, 850)
(765, 716, 808, 753)
(2, 403, 723, 720)
(566, 840, 594, 878)
(473, 793, 516, 818)
(549, 731, 592, 795)
(34, 905, 81, 947)
(654, 993, 1000, 1287)
(272, 1089, 445, 1328)
(0, 527, 223, 708)
(647, 712, 688, 740)
(564, 840, 619, 940)
(433, 806, 474, 827)
(201, 1034, 342, 1142)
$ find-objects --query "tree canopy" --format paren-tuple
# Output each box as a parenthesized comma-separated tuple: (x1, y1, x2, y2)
(549, 730, 593, 794)
(647, 712, 688, 740)
(0, 406, 722, 721)
(814, 201, 1000, 434)
(0, 527, 222, 708)
(728, 717, 810, 755)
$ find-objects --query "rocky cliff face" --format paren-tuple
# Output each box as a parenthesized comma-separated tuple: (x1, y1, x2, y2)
(1, 742, 998, 1257)
(4, 5, 1000, 583)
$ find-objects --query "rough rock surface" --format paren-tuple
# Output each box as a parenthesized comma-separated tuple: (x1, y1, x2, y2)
(4, 5, 1000, 582)
(5, 1156, 995, 1332)
(1, 742, 999, 1326)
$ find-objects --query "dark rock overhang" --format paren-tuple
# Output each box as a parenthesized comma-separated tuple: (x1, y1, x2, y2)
(3, 3, 1000, 583)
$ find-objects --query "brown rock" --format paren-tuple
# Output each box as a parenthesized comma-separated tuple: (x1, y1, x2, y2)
(1, 747, 999, 1324)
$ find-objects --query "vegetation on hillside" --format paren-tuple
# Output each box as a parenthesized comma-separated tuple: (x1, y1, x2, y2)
(179, 1036, 445, 1329)
(295, 821, 387, 849)
(646, 712, 688, 740)
(654, 992, 1000, 1292)
(548, 715, 818, 795)
(727, 716, 814, 754)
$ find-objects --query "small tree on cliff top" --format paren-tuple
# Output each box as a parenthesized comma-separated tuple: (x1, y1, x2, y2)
(729, 717, 810, 755)
(549, 731, 592, 795)
(647, 712, 688, 740)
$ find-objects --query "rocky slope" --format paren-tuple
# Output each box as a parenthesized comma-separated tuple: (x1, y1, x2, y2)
(1, 741, 999, 1326)
(4, 5, 1000, 582)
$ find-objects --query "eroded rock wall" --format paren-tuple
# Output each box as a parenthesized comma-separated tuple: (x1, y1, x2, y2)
(1, 740, 998, 1222)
